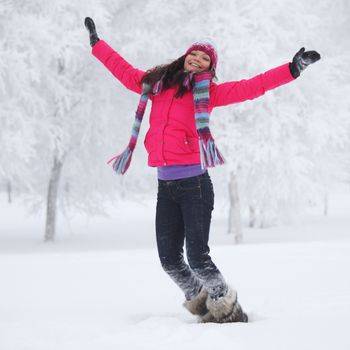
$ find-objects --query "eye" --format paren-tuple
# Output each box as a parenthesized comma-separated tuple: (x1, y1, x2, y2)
(202, 56, 210, 62)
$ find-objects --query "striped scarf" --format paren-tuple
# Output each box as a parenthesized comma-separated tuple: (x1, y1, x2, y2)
(107, 71, 224, 174)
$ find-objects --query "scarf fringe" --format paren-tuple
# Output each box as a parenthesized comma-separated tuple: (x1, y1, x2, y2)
(107, 147, 133, 175)
(199, 138, 225, 169)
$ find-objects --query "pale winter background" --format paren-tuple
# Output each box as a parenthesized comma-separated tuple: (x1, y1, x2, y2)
(1, 0, 350, 349)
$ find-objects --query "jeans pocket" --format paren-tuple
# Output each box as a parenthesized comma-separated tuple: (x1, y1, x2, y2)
(178, 176, 200, 190)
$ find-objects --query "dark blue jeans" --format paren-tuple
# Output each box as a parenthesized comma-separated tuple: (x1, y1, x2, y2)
(156, 172, 228, 300)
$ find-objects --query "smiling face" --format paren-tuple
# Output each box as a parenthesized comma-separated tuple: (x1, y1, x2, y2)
(184, 50, 211, 73)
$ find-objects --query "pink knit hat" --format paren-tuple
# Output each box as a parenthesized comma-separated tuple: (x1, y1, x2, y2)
(185, 38, 218, 70)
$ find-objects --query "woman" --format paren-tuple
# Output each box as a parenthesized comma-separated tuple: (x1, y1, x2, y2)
(84, 17, 320, 323)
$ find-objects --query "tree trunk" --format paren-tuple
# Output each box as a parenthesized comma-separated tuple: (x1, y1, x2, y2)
(323, 192, 328, 216)
(228, 171, 243, 244)
(44, 156, 63, 242)
(259, 208, 266, 228)
(7, 180, 12, 204)
(249, 205, 256, 228)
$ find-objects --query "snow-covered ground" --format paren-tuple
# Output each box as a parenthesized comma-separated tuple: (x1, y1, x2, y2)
(1, 189, 350, 350)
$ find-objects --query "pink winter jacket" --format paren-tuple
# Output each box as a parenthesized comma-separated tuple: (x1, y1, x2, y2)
(92, 40, 295, 167)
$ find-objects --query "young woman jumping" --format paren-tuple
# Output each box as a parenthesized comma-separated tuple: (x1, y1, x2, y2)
(84, 17, 320, 323)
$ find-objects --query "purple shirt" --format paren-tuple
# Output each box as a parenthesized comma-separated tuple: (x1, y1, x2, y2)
(157, 164, 206, 180)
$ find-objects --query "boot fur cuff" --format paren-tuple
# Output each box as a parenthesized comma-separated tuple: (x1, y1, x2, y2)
(206, 287, 237, 319)
(183, 288, 208, 316)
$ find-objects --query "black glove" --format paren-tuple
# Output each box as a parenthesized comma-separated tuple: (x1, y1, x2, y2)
(84, 17, 100, 47)
(289, 47, 321, 78)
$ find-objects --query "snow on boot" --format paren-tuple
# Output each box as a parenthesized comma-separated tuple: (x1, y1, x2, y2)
(183, 287, 209, 317)
(206, 287, 248, 323)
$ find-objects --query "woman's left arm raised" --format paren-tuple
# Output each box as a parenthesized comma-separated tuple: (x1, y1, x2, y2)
(210, 48, 320, 108)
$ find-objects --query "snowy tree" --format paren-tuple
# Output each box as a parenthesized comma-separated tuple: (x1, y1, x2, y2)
(210, 0, 350, 234)
(1, 0, 121, 241)
(29, 0, 114, 241)
(0, 1, 42, 202)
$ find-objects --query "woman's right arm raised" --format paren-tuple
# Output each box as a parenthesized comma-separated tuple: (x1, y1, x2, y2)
(84, 17, 144, 94)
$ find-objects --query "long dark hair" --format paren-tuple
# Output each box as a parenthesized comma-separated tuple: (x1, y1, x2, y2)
(141, 54, 216, 98)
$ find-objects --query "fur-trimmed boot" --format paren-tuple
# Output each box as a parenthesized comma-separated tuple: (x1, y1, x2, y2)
(205, 287, 248, 323)
(183, 287, 210, 318)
